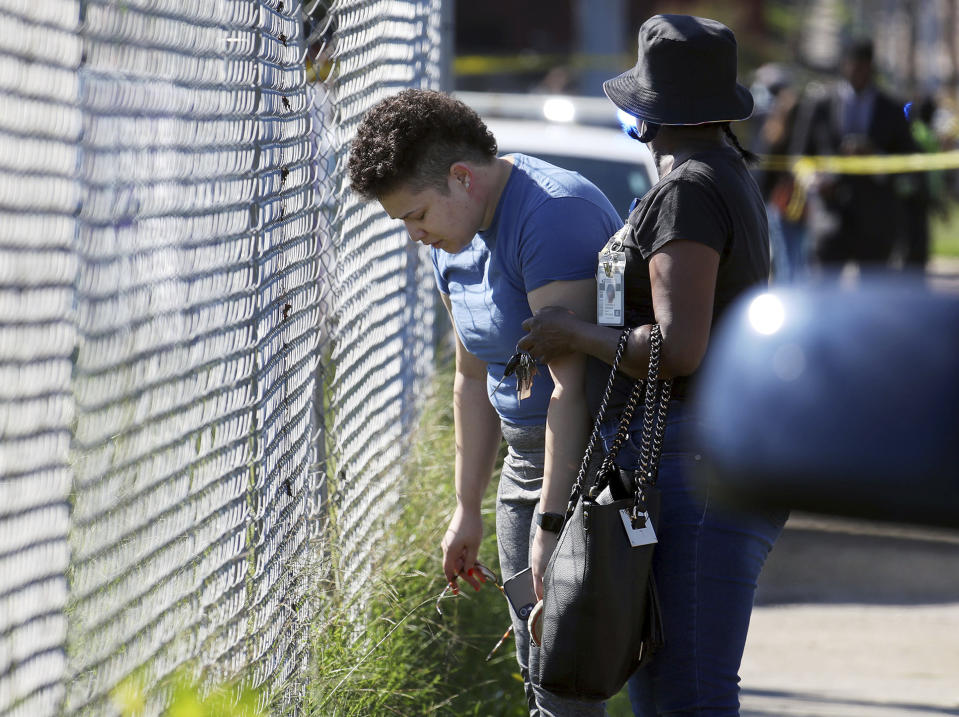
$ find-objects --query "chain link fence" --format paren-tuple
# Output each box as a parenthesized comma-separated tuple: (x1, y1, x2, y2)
(0, 0, 441, 714)
(318, 0, 441, 611)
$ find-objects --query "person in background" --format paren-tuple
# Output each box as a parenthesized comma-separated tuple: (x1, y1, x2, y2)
(902, 95, 946, 268)
(751, 62, 809, 282)
(349, 89, 621, 716)
(795, 37, 919, 270)
(520, 15, 788, 715)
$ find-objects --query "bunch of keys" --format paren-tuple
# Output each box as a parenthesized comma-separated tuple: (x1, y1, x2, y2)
(495, 349, 538, 401)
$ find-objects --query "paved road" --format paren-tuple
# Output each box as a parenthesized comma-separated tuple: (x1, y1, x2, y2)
(740, 515, 959, 716)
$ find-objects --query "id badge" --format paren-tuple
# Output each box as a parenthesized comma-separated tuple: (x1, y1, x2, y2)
(597, 226, 627, 327)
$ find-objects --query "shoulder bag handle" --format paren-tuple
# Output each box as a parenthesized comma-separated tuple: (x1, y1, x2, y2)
(565, 325, 672, 520)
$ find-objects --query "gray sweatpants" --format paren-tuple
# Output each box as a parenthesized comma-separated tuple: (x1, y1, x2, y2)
(497, 422, 606, 717)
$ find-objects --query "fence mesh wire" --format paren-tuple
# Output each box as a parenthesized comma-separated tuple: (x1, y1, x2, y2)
(0, 3, 80, 715)
(0, 0, 440, 714)
(320, 0, 441, 611)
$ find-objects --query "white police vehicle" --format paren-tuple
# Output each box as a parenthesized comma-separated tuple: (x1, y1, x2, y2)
(457, 91, 659, 220)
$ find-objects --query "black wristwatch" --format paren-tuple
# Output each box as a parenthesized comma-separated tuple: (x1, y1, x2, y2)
(536, 511, 564, 534)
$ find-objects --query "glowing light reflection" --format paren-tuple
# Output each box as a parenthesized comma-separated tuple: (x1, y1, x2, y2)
(617, 108, 638, 130)
(543, 97, 575, 123)
(748, 294, 785, 335)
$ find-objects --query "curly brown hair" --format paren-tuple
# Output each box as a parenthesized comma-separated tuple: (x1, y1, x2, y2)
(348, 89, 498, 199)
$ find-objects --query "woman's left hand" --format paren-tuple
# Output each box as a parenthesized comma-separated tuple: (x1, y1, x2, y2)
(531, 527, 560, 600)
(519, 306, 581, 364)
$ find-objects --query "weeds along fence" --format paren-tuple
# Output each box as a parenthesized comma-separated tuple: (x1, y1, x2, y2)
(0, 0, 440, 715)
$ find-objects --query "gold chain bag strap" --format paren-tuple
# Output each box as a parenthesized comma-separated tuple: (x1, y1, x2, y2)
(531, 325, 672, 701)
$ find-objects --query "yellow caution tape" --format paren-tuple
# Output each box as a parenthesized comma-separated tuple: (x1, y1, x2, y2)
(760, 151, 959, 221)
(454, 52, 634, 76)
(761, 150, 959, 176)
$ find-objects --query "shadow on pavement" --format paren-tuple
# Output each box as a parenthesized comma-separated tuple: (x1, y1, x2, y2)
(741, 687, 959, 716)
(757, 514, 959, 605)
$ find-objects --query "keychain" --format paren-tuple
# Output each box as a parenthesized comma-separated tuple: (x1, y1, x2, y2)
(494, 348, 538, 401)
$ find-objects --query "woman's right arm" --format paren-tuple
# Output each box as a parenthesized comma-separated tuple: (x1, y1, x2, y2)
(439, 293, 503, 592)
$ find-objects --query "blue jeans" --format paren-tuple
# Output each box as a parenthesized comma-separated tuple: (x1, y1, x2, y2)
(601, 400, 787, 716)
(767, 203, 808, 284)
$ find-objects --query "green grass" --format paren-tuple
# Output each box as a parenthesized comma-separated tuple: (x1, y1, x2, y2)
(113, 668, 264, 717)
(931, 199, 959, 258)
(117, 356, 522, 716)
(295, 353, 638, 715)
(299, 357, 529, 716)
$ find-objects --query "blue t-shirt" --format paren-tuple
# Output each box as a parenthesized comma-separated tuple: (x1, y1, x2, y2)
(433, 153, 622, 426)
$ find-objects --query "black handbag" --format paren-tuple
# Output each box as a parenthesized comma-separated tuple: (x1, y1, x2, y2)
(532, 325, 672, 701)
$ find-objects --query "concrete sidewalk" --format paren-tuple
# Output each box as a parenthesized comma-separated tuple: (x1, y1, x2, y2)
(739, 515, 959, 716)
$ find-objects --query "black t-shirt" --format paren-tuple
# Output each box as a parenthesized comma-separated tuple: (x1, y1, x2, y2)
(588, 144, 769, 415)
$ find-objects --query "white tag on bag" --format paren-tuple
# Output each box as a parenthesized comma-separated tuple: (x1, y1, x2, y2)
(620, 509, 658, 547)
(597, 226, 627, 326)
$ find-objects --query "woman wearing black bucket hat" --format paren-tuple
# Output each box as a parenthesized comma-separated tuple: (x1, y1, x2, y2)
(521, 15, 787, 715)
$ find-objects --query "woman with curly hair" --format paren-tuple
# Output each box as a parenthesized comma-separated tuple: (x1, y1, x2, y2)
(350, 89, 621, 715)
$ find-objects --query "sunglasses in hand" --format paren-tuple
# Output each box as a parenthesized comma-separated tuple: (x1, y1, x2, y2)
(434, 561, 514, 661)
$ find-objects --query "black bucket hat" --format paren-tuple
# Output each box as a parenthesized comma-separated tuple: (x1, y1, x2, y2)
(604, 14, 754, 126)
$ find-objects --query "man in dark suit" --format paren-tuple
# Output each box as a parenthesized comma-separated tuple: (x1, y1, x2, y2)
(797, 38, 920, 268)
